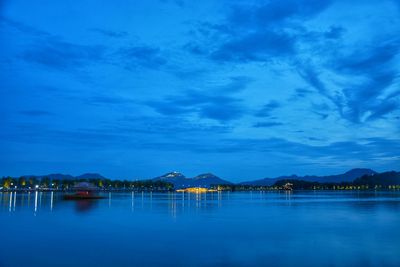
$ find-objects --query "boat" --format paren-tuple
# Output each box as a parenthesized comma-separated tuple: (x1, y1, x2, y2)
(63, 182, 105, 200)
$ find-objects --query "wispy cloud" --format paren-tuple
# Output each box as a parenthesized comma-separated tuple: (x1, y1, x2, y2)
(116, 45, 167, 69)
(146, 90, 246, 122)
(19, 110, 53, 117)
(86, 95, 136, 105)
(253, 121, 283, 128)
(22, 40, 106, 71)
(255, 101, 281, 117)
(186, 0, 333, 63)
(90, 28, 128, 38)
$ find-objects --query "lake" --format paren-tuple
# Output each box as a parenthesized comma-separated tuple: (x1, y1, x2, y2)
(1, 191, 399, 267)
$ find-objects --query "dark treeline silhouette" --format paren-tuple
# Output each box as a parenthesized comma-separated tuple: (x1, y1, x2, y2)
(1, 171, 399, 191)
(213, 171, 400, 191)
(0, 176, 173, 191)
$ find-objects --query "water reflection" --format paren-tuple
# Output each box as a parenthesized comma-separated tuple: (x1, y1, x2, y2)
(1, 191, 400, 267)
(34, 191, 38, 215)
(74, 200, 97, 213)
(2, 191, 400, 217)
(131, 192, 134, 212)
(9, 191, 13, 212)
(50, 191, 54, 211)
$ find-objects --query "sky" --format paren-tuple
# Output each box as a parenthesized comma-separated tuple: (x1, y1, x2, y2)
(0, 0, 399, 181)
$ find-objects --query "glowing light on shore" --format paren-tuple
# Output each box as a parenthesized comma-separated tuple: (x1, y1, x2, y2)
(176, 187, 217, 193)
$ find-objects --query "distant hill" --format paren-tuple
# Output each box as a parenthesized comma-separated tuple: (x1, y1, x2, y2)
(240, 168, 376, 186)
(353, 171, 400, 186)
(153, 172, 230, 189)
(192, 173, 232, 187)
(21, 173, 107, 180)
(21, 173, 75, 180)
(76, 173, 106, 179)
(16, 168, 387, 188)
(153, 172, 192, 188)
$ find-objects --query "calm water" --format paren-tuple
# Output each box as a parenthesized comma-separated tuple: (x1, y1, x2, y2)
(1, 191, 400, 267)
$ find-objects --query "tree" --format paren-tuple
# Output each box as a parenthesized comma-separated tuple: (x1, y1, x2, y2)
(41, 177, 51, 187)
(18, 177, 27, 188)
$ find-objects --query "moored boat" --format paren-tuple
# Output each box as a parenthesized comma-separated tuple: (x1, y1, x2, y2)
(63, 182, 105, 200)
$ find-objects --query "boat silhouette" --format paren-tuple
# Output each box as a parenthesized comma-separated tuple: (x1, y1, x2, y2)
(63, 182, 105, 200)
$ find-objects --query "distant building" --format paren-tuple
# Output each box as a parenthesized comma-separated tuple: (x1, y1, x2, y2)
(283, 183, 293, 190)
(73, 182, 99, 191)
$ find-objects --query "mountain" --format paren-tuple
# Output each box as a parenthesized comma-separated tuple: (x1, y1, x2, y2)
(21, 173, 107, 180)
(153, 172, 192, 188)
(16, 168, 383, 188)
(76, 173, 106, 179)
(154, 171, 186, 180)
(153, 172, 230, 189)
(353, 171, 400, 186)
(21, 173, 75, 180)
(240, 168, 376, 186)
(192, 173, 232, 187)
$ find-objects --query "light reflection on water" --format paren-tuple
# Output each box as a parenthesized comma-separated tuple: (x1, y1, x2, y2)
(1, 191, 400, 267)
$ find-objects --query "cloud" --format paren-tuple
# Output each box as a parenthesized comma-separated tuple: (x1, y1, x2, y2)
(211, 137, 400, 164)
(116, 45, 167, 69)
(186, 0, 400, 126)
(255, 101, 281, 117)
(4, 118, 399, 164)
(22, 40, 106, 71)
(294, 30, 400, 123)
(324, 26, 345, 39)
(4, 17, 166, 73)
(1, 115, 232, 149)
(1, 17, 106, 71)
(227, 0, 332, 28)
(297, 64, 346, 117)
(292, 87, 313, 99)
(0, 17, 49, 37)
(335, 41, 399, 123)
(334, 42, 399, 75)
(117, 116, 232, 135)
(210, 30, 296, 62)
(19, 110, 53, 117)
(220, 76, 253, 93)
(310, 102, 330, 120)
(146, 100, 192, 115)
(159, 0, 185, 7)
(253, 121, 283, 128)
(90, 28, 128, 38)
(187, 0, 333, 63)
(366, 100, 399, 121)
(199, 102, 244, 121)
(86, 95, 135, 105)
(146, 90, 246, 122)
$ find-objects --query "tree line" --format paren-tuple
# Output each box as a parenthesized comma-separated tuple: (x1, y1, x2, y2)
(0, 176, 174, 191)
(1, 171, 399, 191)
(212, 171, 400, 191)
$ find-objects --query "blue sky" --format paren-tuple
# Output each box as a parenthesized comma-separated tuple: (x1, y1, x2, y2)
(0, 0, 399, 181)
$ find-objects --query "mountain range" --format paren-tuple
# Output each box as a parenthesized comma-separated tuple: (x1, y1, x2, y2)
(152, 172, 232, 189)
(240, 168, 376, 186)
(21, 173, 106, 180)
(16, 168, 381, 188)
